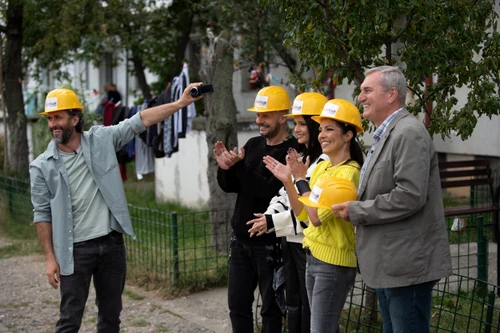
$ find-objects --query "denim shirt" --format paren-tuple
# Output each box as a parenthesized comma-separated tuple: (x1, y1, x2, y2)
(29, 113, 146, 275)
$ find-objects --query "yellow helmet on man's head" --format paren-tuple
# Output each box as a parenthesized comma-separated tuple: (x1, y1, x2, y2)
(247, 86, 292, 112)
(312, 98, 363, 133)
(298, 176, 358, 210)
(41, 88, 84, 115)
(286, 92, 328, 118)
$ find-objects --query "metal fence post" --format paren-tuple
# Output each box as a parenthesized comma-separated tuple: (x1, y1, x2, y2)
(493, 183, 500, 296)
(477, 215, 488, 296)
(172, 212, 179, 285)
(8, 177, 13, 215)
(484, 291, 495, 333)
(470, 184, 475, 206)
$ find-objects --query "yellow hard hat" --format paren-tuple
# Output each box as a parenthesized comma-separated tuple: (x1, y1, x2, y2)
(299, 176, 358, 210)
(41, 88, 84, 115)
(312, 99, 363, 133)
(247, 86, 292, 112)
(285, 92, 328, 117)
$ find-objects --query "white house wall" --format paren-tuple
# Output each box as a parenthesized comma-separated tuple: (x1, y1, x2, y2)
(433, 115, 500, 157)
(155, 128, 259, 207)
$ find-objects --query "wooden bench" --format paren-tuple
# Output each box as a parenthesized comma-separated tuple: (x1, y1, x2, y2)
(439, 160, 500, 217)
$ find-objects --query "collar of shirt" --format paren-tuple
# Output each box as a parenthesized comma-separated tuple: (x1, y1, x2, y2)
(372, 108, 405, 144)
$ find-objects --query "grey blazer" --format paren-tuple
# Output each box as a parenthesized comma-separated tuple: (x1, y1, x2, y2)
(349, 110, 452, 289)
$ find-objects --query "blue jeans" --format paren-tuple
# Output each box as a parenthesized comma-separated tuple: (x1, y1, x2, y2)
(228, 239, 282, 333)
(376, 280, 438, 333)
(55, 231, 127, 333)
(306, 252, 356, 333)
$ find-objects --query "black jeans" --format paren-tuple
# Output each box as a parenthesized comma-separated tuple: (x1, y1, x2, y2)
(55, 231, 126, 333)
(282, 239, 310, 333)
(228, 239, 282, 333)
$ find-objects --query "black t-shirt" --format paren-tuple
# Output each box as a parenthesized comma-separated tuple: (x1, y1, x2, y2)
(217, 135, 299, 245)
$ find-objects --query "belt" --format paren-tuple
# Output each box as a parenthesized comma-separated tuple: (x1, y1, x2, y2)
(74, 230, 121, 245)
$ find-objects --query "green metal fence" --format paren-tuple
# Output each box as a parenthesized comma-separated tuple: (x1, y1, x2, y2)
(337, 274, 500, 332)
(0, 173, 497, 286)
(0, 173, 233, 288)
(125, 206, 232, 287)
(0, 174, 33, 225)
(2, 172, 500, 331)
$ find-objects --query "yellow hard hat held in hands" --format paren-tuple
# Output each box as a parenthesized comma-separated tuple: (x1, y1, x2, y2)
(299, 176, 357, 210)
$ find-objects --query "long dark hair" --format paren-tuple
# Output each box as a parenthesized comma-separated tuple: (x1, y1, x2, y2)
(336, 120, 364, 168)
(303, 115, 323, 164)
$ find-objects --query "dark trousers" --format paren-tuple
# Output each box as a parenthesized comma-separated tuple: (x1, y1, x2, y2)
(282, 240, 310, 333)
(228, 239, 282, 333)
(55, 231, 127, 333)
(376, 280, 438, 333)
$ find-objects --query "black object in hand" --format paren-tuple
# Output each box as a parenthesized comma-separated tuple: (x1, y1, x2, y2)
(190, 84, 214, 97)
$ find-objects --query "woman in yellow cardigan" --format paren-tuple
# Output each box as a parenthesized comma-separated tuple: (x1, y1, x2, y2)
(264, 99, 364, 333)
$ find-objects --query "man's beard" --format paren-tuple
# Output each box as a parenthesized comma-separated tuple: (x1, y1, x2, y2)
(261, 124, 280, 139)
(52, 126, 73, 144)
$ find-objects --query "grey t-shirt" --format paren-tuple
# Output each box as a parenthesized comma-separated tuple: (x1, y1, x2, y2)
(59, 146, 111, 243)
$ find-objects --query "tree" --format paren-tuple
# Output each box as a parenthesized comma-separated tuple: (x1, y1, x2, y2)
(0, 0, 202, 174)
(200, 30, 238, 252)
(2, 0, 28, 174)
(270, 0, 500, 323)
(213, 0, 302, 77)
(197, 1, 309, 250)
(82, 0, 201, 100)
(270, 0, 500, 140)
(0, 0, 105, 174)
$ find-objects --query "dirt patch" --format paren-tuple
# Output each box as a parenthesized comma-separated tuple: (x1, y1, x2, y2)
(0, 249, 230, 332)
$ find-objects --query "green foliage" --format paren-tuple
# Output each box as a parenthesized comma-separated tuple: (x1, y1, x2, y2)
(21, 0, 204, 100)
(210, 0, 300, 75)
(77, 0, 204, 99)
(23, 0, 105, 80)
(269, 0, 500, 139)
(0, 241, 42, 259)
(123, 288, 145, 301)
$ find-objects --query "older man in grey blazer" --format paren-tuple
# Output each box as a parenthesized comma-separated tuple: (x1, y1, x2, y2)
(333, 66, 452, 333)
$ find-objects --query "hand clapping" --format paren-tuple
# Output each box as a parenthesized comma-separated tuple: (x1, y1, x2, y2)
(213, 141, 245, 170)
(286, 148, 309, 180)
(263, 155, 291, 183)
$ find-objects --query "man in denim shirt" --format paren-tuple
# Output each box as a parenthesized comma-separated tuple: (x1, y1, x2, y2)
(30, 85, 201, 333)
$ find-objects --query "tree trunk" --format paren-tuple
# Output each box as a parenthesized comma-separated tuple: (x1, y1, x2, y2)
(131, 49, 152, 101)
(187, 36, 201, 82)
(165, 7, 194, 82)
(201, 30, 238, 253)
(172, 11, 193, 77)
(0, 34, 8, 172)
(4, 0, 28, 175)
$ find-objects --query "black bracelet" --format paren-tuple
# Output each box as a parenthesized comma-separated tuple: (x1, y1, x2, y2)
(296, 179, 311, 196)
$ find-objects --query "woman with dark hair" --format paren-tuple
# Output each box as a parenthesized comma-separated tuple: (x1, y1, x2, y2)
(247, 92, 328, 333)
(264, 98, 364, 332)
